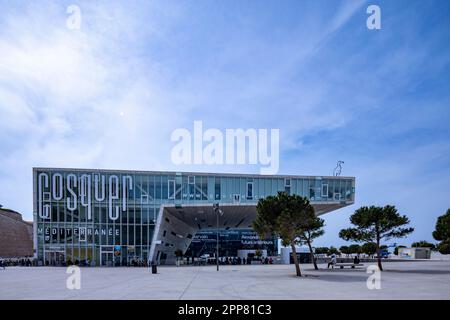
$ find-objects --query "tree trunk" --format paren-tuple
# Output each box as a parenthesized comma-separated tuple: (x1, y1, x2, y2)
(291, 242, 302, 277)
(307, 240, 318, 270)
(376, 237, 383, 271)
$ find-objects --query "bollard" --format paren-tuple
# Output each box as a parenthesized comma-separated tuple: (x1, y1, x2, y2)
(152, 264, 157, 274)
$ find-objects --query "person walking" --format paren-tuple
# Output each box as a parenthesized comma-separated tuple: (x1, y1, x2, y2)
(327, 254, 337, 269)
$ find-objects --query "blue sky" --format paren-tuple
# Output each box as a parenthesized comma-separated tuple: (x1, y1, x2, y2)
(0, 0, 449, 247)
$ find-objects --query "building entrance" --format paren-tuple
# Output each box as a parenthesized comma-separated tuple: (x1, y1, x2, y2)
(100, 246, 114, 267)
(45, 250, 65, 266)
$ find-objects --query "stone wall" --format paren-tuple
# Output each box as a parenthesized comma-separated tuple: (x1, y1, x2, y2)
(0, 209, 33, 258)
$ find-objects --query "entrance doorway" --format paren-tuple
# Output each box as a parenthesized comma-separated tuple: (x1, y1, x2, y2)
(101, 252, 114, 266)
(100, 246, 115, 267)
(45, 250, 65, 266)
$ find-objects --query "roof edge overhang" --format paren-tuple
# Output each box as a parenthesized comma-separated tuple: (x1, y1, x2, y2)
(32, 167, 355, 180)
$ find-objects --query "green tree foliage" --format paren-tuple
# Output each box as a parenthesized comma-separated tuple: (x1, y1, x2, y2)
(362, 242, 377, 257)
(339, 246, 351, 256)
(339, 205, 414, 271)
(433, 209, 450, 254)
(437, 240, 450, 254)
(299, 217, 325, 270)
(349, 244, 362, 255)
(253, 192, 315, 277)
(314, 247, 329, 255)
(328, 246, 340, 256)
(411, 241, 436, 250)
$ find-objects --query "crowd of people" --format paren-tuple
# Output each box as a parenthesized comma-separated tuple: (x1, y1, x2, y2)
(0, 257, 35, 268)
(63, 258, 149, 267)
(129, 258, 148, 267)
(198, 256, 274, 266)
(0, 255, 277, 268)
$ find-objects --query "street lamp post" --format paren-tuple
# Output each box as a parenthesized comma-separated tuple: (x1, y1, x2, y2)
(216, 208, 219, 271)
(213, 203, 223, 271)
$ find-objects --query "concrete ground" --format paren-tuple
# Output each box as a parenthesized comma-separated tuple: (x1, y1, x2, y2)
(0, 261, 449, 300)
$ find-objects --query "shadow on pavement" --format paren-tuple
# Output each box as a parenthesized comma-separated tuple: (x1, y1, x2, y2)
(301, 273, 367, 283)
(384, 269, 450, 275)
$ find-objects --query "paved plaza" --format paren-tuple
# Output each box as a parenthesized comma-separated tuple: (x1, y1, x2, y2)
(1, 261, 449, 300)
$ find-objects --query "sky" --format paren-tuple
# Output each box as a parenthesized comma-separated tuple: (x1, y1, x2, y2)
(0, 0, 449, 247)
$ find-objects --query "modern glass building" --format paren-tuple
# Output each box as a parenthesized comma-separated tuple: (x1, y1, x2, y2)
(33, 168, 355, 266)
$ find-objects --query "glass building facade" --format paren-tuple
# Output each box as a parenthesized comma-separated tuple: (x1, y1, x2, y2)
(33, 168, 355, 266)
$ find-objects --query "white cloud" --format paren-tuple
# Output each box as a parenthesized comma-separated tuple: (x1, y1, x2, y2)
(327, 0, 366, 34)
(0, 2, 187, 217)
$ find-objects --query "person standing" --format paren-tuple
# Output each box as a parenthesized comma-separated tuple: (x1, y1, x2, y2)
(327, 254, 337, 269)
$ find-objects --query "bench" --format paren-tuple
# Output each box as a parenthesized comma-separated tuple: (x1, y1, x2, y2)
(333, 263, 363, 269)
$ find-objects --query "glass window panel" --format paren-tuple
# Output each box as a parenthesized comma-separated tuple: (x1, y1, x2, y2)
(247, 182, 253, 199)
(155, 176, 162, 199)
(136, 227, 141, 245)
(215, 177, 221, 200)
(128, 225, 135, 245)
(201, 176, 208, 200)
(322, 184, 328, 198)
(162, 176, 168, 200)
(168, 179, 175, 199)
(195, 176, 202, 200)
(285, 186, 291, 195)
